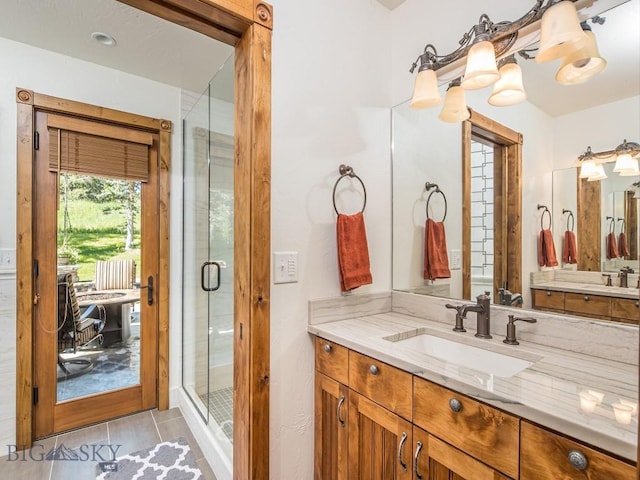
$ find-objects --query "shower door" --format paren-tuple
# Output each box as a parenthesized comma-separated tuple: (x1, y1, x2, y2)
(183, 53, 235, 462)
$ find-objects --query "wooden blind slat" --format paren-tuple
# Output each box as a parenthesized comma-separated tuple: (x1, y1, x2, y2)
(47, 114, 153, 145)
(48, 128, 149, 182)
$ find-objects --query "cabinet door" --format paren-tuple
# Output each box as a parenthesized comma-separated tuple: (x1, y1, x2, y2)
(413, 428, 511, 480)
(349, 391, 413, 480)
(315, 373, 349, 480)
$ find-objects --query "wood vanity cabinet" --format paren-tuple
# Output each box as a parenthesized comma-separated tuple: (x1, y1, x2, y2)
(520, 421, 635, 480)
(611, 298, 640, 325)
(532, 288, 639, 323)
(564, 292, 611, 319)
(531, 289, 565, 313)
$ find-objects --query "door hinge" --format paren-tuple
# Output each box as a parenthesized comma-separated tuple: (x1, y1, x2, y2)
(34, 131, 39, 151)
(33, 386, 38, 405)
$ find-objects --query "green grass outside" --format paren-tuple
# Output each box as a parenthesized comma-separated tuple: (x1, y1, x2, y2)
(58, 199, 141, 282)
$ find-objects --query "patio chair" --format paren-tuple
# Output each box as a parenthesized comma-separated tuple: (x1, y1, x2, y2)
(94, 259, 136, 290)
(57, 273, 106, 377)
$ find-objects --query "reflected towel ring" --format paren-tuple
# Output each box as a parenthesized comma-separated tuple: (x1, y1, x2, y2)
(617, 217, 626, 234)
(425, 182, 447, 222)
(333, 164, 367, 215)
(606, 216, 615, 234)
(562, 209, 574, 232)
(537, 204, 551, 231)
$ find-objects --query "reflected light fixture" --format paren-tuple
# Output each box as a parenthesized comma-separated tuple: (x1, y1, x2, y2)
(488, 55, 527, 106)
(439, 79, 470, 122)
(409, 1, 607, 121)
(555, 23, 606, 85)
(577, 140, 640, 181)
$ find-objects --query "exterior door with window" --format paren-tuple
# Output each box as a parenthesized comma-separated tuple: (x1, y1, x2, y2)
(32, 110, 159, 437)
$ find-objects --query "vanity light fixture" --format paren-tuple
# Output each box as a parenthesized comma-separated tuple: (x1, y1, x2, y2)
(439, 79, 470, 122)
(488, 55, 527, 106)
(409, 1, 606, 120)
(577, 140, 640, 181)
(555, 23, 606, 85)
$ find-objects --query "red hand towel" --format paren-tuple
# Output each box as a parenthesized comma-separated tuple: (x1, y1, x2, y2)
(606, 232, 619, 259)
(336, 212, 373, 291)
(618, 232, 630, 258)
(538, 229, 558, 267)
(562, 230, 578, 264)
(424, 218, 451, 280)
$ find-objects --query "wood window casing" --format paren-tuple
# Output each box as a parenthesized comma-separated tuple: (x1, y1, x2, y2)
(17, 1, 272, 479)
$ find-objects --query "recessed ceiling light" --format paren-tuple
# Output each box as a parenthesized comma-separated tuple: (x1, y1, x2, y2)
(91, 31, 117, 47)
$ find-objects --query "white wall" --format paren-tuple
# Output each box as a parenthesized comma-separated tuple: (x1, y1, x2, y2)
(0, 36, 183, 448)
(268, 0, 392, 477)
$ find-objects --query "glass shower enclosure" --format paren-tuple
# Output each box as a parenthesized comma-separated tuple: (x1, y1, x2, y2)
(182, 53, 235, 464)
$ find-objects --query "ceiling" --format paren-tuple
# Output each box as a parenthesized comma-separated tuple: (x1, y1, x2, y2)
(0, 0, 233, 95)
(0, 0, 637, 117)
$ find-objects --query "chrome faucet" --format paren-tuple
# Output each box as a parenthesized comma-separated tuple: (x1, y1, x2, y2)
(455, 291, 492, 339)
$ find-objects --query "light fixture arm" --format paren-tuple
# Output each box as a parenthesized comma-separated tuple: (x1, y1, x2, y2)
(578, 141, 640, 162)
(409, 0, 549, 73)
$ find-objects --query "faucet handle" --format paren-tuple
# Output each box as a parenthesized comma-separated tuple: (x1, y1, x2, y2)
(503, 315, 537, 345)
(445, 304, 467, 333)
(602, 273, 612, 286)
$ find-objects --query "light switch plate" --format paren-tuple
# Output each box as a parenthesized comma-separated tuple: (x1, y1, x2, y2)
(450, 249, 461, 270)
(273, 252, 299, 284)
(0, 248, 16, 270)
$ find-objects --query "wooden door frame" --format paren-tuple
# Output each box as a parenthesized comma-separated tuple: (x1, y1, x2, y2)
(17, 1, 272, 479)
(462, 109, 522, 301)
(16, 89, 172, 443)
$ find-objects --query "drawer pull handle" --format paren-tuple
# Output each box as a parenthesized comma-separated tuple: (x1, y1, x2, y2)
(397, 432, 408, 472)
(324, 344, 332, 353)
(568, 450, 588, 471)
(413, 441, 424, 479)
(546, 291, 551, 296)
(584, 295, 589, 301)
(449, 398, 462, 412)
(369, 365, 379, 375)
(337, 395, 345, 427)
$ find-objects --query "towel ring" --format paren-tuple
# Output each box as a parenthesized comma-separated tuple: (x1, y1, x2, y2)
(333, 164, 367, 215)
(617, 217, 625, 234)
(562, 209, 574, 232)
(425, 182, 447, 222)
(606, 216, 615, 234)
(537, 204, 551, 231)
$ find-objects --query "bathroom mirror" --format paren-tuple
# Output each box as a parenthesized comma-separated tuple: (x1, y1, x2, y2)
(392, 0, 639, 306)
(552, 163, 640, 271)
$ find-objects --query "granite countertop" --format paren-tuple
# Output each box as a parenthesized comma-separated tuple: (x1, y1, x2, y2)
(531, 280, 640, 299)
(308, 310, 638, 462)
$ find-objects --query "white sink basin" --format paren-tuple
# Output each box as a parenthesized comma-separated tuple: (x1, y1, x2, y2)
(390, 334, 533, 378)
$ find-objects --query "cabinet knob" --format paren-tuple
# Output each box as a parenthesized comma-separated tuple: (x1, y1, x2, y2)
(583, 295, 589, 301)
(568, 450, 588, 471)
(635, 301, 639, 308)
(546, 291, 551, 296)
(369, 365, 379, 375)
(449, 398, 462, 412)
(324, 344, 332, 353)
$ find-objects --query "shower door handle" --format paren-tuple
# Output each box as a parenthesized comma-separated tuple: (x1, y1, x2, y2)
(139, 276, 154, 305)
(201, 261, 221, 292)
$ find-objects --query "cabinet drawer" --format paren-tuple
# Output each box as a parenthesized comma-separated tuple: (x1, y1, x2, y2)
(565, 292, 611, 317)
(532, 289, 565, 311)
(348, 350, 412, 420)
(413, 377, 519, 479)
(520, 421, 635, 480)
(611, 297, 640, 324)
(315, 337, 348, 385)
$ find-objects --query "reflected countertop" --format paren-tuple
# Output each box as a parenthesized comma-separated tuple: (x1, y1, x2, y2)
(308, 305, 638, 462)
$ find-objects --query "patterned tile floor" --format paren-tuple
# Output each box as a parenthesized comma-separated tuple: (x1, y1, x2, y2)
(200, 387, 233, 443)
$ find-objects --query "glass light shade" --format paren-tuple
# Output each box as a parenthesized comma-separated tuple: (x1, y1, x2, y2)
(578, 158, 598, 178)
(462, 41, 499, 90)
(536, 1, 588, 63)
(556, 31, 606, 85)
(613, 152, 638, 173)
(617, 158, 639, 176)
(410, 68, 441, 109)
(587, 163, 607, 181)
(438, 85, 470, 122)
(488, 62, 527, 106)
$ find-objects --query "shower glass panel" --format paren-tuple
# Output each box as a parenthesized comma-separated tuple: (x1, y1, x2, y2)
(182, 53, 235, 462)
